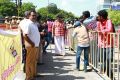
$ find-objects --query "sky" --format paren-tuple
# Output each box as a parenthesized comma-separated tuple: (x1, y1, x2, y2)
(22, 0, 99, 17)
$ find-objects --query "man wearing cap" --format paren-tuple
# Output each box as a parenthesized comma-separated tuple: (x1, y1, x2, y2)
(11, 16, 17, 24)
(72, 21, 90, 72)
(5, 16, 10, 24)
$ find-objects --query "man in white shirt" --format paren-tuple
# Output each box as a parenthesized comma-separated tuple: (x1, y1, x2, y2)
(19, 10, 40, 80)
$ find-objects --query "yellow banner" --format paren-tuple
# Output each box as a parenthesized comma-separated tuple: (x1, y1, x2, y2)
(0, 30, 22, 80)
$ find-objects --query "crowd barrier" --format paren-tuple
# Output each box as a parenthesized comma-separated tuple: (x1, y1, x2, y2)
(89, 31, 120, 80)
(66, 27, 77, 51)
(67, 28, 120, 80)
(0, 28, 22, 80)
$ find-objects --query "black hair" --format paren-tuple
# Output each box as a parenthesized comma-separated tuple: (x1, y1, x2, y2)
(82, 11, 90, 18)
(28, 10, 36, 16)
(98, 10, 108, 19)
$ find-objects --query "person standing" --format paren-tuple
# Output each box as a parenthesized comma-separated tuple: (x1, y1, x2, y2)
(52, 15, 65, 56)
(43, 19, 53, 54)
(72, 21, 90, 72)
(4, 16, 11, 29)
(20, 10, 40, 80)
(19, 11, 30, 73)
(96, 10, 114, 79)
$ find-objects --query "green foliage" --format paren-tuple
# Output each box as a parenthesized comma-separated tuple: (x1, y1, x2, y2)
(108, 10, 120, 26)
(37, 4, 75, 21)
(0, 0, 11, 3)
(37, 7, 49, 20)
(56, 9, 74, 19)
(47, 3, 58, 14)
(19, 2, 36, 16)
(0, 2, 17, 16)
(0, 2, 75, 20)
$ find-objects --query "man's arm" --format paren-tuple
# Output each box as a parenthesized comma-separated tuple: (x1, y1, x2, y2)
(24, 34, 35, 47)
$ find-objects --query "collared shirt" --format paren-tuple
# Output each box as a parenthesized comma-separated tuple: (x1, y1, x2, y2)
(83, 16, 97, 30)
(97, 19, 113, 48)
(53, 20, 65, 36)
(72, 25, 89, 47)
(47, 21, 53, 32)
(19, 19, 40, 47)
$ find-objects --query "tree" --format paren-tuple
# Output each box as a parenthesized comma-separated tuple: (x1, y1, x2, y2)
(47, 3, 58, 14)
(0, 2, 17, 16)
(56, 9, 74, 19)
(19, 2, 36, 16)
(37, 7, 49, 20)
(0, 0, 11, 3)
(108, 10, 120, 26)
(37, 3, 75, 21)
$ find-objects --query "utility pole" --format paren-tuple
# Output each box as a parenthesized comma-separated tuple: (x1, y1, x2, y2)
(18, 0, 20, 17)
(47, 0, 49, 19)
(15, 0, 22, 17)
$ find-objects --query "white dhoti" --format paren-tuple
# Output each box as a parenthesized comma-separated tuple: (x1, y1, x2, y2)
(54, 36, 65, 55)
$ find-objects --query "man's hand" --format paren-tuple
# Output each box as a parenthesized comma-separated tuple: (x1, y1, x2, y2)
(31, 42, 35, 47)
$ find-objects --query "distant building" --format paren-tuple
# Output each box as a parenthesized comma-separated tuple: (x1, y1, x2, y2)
(98, 0, 120, 10)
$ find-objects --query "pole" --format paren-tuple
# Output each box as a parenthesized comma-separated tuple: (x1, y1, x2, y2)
(17, 0, 20, 17)
(48, 0, 49, 5)
(47, 0, 49, 16)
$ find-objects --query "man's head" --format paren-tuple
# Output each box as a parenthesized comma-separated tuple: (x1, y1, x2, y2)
(56, 15, 63, 22)
(5, 16, 9, 20)
(12, 16, 16, 20)
(82, 11, 90, 20)
(28, 10, 37, 22)
(97, 10, 108, 21)
(74, 21, 81, 28)
(24, 11, 30, 19)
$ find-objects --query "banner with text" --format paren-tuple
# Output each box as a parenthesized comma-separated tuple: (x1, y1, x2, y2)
(0, 29, 22, 80)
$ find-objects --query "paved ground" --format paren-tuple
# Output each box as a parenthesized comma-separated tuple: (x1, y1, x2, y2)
(35, 45, 103, 80)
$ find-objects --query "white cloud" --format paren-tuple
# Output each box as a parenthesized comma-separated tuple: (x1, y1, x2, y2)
(61, 0, 68, 6)
(59, 0, 71, 11)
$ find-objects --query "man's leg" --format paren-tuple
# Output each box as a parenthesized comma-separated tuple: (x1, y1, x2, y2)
(84, 47, 89, 72)
(26, 47, 37, 79)
(43, 37, 49, 53)
(76, 46, 83, 70)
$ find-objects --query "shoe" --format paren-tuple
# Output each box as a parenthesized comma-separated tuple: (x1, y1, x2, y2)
(43, 51, 47, 54)
(84, 65, 87, 72)
(34, 74, 44, 78)
(84, 69, 87, 72)
(37, 62, 44, 65)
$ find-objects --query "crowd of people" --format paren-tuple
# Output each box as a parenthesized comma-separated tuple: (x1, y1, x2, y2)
(17, 10, 67, 80)
(3, 9, 115, 80)
(72, 10, 114, 80)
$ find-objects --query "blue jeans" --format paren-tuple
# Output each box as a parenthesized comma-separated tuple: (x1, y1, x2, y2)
(43, 32, 52, 52)
(76, 46, 89, 69)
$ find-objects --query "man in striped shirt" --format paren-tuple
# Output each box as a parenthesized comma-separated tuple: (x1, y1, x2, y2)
(52, 15, 65, 56)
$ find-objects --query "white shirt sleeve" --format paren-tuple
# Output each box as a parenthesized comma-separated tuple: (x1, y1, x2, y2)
(23, 23, 31, 35)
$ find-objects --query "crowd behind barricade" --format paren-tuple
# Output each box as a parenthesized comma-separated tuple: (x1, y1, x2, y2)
(1, 9, 119, 80)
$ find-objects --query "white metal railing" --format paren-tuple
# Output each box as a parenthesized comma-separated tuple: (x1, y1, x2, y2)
(67, 28, 120, 80)
(89, 31, 120, 80)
